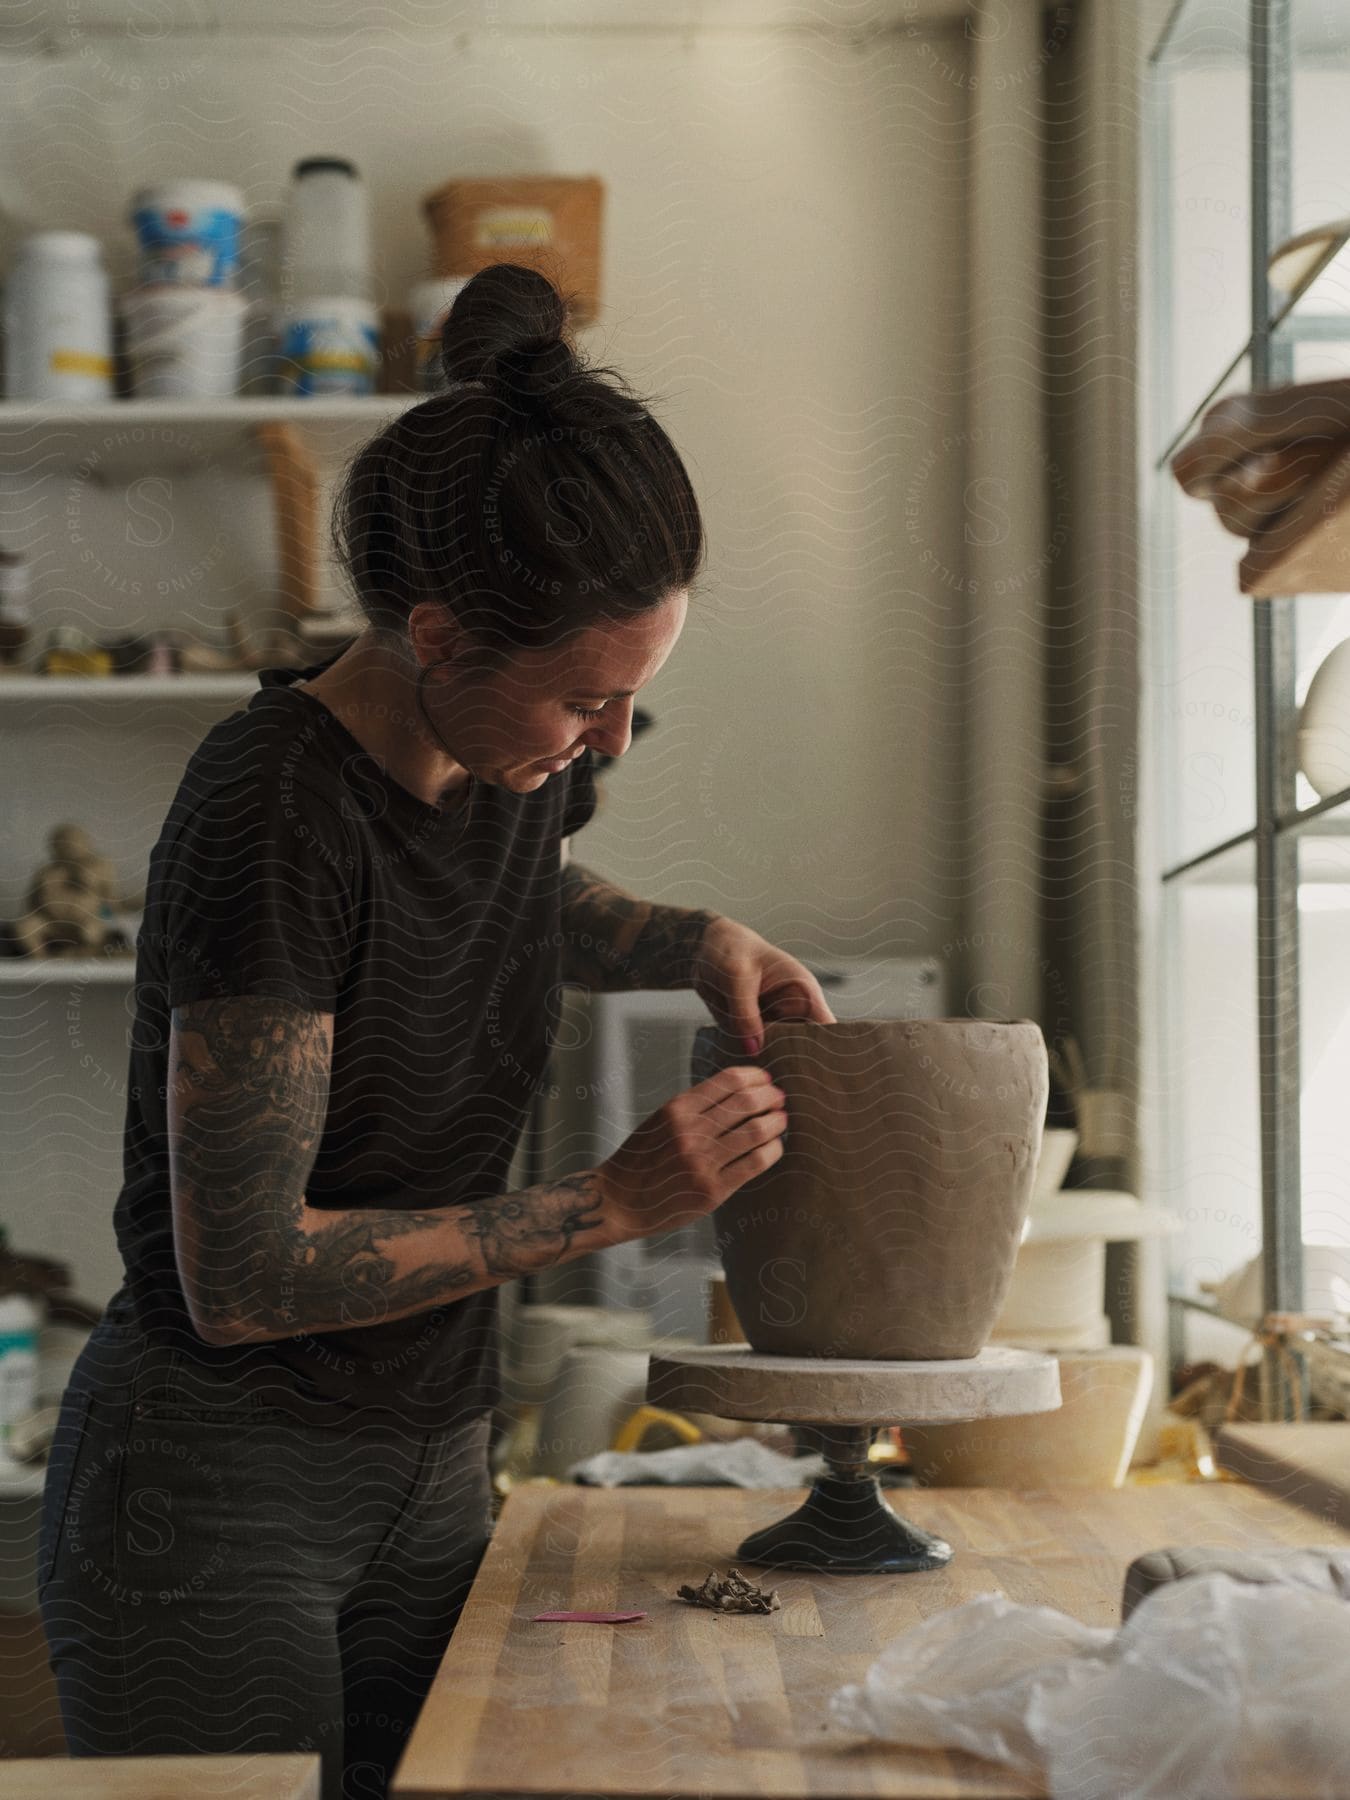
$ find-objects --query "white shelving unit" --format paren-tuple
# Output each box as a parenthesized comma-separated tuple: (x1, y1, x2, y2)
(0, 398, 415, 425)
(0, 958, 136, 984)
(0, 394, 421, 473)
(0, 675, 260, 701)
(0, 0, 976, 1325)
(0, 392, 411, 1303)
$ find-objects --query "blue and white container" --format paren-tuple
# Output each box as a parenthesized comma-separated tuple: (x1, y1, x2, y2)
(410, 275, 470, 392)
(0, 1290, 39, 1461)
(278, 296, 379, 396)
(130, 180, 245, 288)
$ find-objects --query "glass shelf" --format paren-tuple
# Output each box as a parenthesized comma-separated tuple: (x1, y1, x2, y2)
(1159, 834, 1262, 1301)
(1155, 399, 1258, 872)
(1150, 1, 1252, 467)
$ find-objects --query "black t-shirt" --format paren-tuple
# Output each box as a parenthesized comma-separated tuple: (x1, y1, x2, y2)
(110, 650, 598, 1429)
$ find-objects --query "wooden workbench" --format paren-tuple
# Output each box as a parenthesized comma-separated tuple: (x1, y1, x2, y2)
(392, 1481, 1350, 1799)
(1217, 1422, 1350, 1528)
(4, 1754, 319, 1799)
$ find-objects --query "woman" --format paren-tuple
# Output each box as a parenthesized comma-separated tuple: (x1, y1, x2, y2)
(39, 263, 834, 1799)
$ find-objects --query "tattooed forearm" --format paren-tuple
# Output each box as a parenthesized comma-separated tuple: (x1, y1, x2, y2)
(167, 996, 619, 1346)
(462, 1174, 607, 1275)
(559, 863, 718, 990)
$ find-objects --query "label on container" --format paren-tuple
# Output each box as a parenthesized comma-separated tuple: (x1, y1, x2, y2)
(49, 349, 114, 377)
(279, 313, 379, 396)
(473, 207, 554, 249)
(132, 204, 242, 287)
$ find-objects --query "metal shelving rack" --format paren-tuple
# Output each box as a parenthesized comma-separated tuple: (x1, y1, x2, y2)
(1148, 0, 1350, 1417)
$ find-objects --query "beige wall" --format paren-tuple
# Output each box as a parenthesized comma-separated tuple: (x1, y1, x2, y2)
(0, 17, 973, 1303)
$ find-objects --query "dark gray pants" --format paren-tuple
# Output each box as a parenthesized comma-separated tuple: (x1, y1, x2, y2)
(38, 1321, 494, 1800)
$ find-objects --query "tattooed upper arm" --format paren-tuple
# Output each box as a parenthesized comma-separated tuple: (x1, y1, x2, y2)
(167, 995, 333, 1345)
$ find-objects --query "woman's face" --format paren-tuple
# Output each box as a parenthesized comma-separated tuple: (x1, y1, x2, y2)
(417, 590, 688, 793)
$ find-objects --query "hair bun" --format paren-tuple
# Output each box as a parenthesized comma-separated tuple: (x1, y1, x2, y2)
(439, 262, 576, 406)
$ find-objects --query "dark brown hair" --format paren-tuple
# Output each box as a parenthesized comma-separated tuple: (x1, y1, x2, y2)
(331, 263, 704, 663)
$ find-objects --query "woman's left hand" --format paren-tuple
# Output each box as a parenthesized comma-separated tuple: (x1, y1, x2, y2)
(692, 918, 837, 1054)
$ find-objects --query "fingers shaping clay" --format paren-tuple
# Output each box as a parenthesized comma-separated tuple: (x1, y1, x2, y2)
(694, 1019, 1049, 1360)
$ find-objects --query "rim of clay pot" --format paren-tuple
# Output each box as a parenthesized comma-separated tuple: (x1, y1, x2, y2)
(759, 1017, 1042, 1032)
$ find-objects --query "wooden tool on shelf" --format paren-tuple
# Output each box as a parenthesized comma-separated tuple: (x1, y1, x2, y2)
(254, 421, 322, 621)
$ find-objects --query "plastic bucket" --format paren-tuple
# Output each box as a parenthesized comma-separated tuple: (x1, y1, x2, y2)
(130, 180, 245, 288)
(277, 297, 379, 396)
(409, 274, 470, 391)
(121, 285, 246, 398)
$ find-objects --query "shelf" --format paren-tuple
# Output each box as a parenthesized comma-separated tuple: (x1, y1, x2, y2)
(0, 0, 964, 36)
(1022, 1193, 1180, 1245)
(0, 959, 136, 985)
(1168, 1291, 1245, 1323)
(0, 393, 422, 474)
(0, 396, 419, 429)
(0, 675, 260, 701)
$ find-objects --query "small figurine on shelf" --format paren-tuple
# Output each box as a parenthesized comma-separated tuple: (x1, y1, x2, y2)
(0, 824, 142, 960)
(41, 626, 112, 678)
(102, 633, 177, 676)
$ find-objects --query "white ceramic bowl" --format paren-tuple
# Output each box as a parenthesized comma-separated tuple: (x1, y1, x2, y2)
(1298, 635, 1350, 798)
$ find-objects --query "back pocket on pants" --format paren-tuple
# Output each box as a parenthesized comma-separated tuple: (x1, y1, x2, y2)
(36, 1389, 93, 1596)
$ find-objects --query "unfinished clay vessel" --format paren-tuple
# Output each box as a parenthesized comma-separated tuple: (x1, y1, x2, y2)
(693, 1019, 1048, 1360)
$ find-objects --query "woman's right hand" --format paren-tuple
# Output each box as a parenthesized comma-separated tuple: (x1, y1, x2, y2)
(595, 1065, 788, 1244)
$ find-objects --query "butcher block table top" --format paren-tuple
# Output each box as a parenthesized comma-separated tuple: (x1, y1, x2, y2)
(391, 1480, 1350, 1800)
(4, 1754, 319, 1799)
(1216, 1421, 1350, 1528)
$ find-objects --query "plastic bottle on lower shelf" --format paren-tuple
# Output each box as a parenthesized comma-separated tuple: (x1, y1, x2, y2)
(0, 1235, 40, 1464)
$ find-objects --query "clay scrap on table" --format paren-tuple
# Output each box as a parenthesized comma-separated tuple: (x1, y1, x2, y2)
(675, 1568, 782, 1614)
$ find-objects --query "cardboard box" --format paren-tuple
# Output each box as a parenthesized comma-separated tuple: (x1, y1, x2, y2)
(422, 176, 604, 326)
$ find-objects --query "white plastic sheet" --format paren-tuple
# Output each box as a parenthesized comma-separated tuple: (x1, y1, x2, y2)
(568, 1437, 826, 1488)
(830, 1572, 1350, 1799)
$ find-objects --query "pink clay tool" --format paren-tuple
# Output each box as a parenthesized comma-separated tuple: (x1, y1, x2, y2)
(532, 1609, 647, 1624)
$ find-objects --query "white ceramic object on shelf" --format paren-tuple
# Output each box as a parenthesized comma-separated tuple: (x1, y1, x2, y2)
(1204, 1243, 1350, 1327)
(1030, 1127, 1078, 1208)
(500, 1302, 653, 1407)
(903, 1346, 1154, 1489)
(993, 1193, 1178, 1349)
(532, 1340, 699, 1479)
(1298, 635, 1350, 798)
(995, 1238, 1109, 1341)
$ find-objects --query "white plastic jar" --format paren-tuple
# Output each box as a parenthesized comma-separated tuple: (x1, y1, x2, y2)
(3, 232, 113, 401)
(121, 285, 247, 399)
(410, 275, 470, 392)
(0, 1289, 40, 1460)
(283, 157, 373, 304)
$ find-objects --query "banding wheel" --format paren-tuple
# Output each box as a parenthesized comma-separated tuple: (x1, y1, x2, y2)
(647, 1344, 1061, 1575)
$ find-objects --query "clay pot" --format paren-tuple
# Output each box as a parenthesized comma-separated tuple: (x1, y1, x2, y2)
(693, 1019, 1049, 1360)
